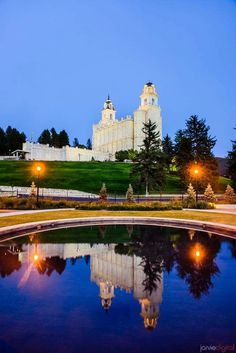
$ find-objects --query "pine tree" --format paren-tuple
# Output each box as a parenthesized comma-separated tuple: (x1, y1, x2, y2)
(126, 184, 134, 202)
(38, 129, 51, 145)
(73, 138, 79, 147)
(224, 185, 236, 204)
(204, 183, 216, 203)
(228, 127, 236, 190)
(86, 138, 92, 150)
(0, 128, 7, 155)
(5, 126, 26, 153)
(30, 181, 36, 197)
(131, 119, 166, 195)
(99, 183, 108, 201)
(162, 134, 174, 171)
(58, 130, 70, 147)
(175, 116, 218, 190)
(186, 183, 196, 207)
(51, 128, 59, 147)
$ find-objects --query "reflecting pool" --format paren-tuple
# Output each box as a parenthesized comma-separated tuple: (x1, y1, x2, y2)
(0, 225, 235, 353)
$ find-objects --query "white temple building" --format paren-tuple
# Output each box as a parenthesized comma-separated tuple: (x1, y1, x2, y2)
(92, 81, 162, 156)
(21, 81, 162, 162)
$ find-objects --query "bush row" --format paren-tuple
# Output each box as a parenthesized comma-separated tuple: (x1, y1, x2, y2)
(75, 200, 183, 211)
(0, 197, 215, 211)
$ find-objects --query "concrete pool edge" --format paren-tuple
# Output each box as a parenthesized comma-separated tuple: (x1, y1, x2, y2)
(0, 216, 235, 240)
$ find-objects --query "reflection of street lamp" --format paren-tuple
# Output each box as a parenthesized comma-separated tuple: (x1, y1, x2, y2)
(190, 243, 205, 265)
(36, 165, 42, 203)
(33, 253, 39, 261)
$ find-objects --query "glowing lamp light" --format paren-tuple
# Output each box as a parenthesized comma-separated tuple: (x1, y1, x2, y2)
(33, 254, 39, 261)
(195, 250, 201, 257)
(194, 169, 199, 175)
(36, 166, 42, 173)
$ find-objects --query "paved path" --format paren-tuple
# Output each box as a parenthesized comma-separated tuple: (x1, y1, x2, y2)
(185, 204, 236, 215)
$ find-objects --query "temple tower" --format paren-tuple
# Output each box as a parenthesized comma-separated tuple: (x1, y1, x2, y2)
(133, 81, 162, 150)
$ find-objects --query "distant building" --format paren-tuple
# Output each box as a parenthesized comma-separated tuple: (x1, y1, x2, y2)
(93, 81, 162, 156)
(20, 81, 162, 162)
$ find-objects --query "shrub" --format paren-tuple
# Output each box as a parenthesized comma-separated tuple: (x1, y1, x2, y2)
(195, 201, 215, 209)
(204, 183, 216, 203)
(224, 185, 236, 204)
(99, 183, 108, 201)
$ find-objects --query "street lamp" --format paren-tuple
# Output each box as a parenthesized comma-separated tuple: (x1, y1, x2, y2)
(191, 164, 201, 202)
(36, 165, 42, 203)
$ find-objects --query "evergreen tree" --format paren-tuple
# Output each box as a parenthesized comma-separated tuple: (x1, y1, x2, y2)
(204, 183, 216, 203)
(38, 129, 51, 145)
(131, 119, 166, 195)
(227, 127, 236, 189)
(224, 185, 236, 204)
(186, 183, 196, 208)
(58, 130, 70, 147)
(50, 128, 59, 147)
(30, 181, 36, 198)
(86, 138, 92, 150)
(5, 126, 26, 153)
(0, 128, 7, 155)
(126, 184, 134, 202)
(162, 134, 174, 171)
(99, 183, 108, 201)
(73, 138, 79, 147)
(175, 116, 218, 190)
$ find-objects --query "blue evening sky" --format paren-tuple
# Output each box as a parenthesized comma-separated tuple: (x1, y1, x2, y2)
(0, 0, 235, 156)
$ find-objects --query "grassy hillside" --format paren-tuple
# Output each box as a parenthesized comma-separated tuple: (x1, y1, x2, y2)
(0, 161, 230, 195)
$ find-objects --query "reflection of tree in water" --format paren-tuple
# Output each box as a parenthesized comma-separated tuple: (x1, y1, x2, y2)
(133, 226, 176, 294)
(35, 256, 66, 276)
(0, 246, 22, 277)
(115, 226, 222, 299)
(175, 232, 221, 298)
(116, 226, 176, 294)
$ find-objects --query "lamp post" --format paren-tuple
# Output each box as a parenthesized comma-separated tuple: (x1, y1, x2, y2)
(193, 167, 199, 202)
(36, 165, 42, 204)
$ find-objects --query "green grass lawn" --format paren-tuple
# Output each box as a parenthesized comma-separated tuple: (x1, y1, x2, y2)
(0, 160, 230, 195)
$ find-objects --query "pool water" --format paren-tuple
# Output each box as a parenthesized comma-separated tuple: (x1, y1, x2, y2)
(0, 225, 235, 353)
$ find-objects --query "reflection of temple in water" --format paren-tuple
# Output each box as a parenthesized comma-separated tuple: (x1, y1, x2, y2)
(91, 245, 163, 330)
(2, 242, 163, 330)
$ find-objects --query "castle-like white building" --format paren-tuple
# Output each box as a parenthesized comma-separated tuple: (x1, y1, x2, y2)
(21, 81, 162, 161)
(93, 81, 162, 156)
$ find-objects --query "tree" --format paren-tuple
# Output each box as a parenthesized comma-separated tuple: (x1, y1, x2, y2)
(224, 185, 236, 204)
(131, 119, 166, 195)
(58, 130, 70, 147)
(115, 150, 129, 162)
(86, 138, 92, 150)
(186, 183, 196, 207)
(99, 183, 108, 201)
(0, 128, 7, 155)
(175, 116, 218, 190)
(162, 134, 174, 171)
(50, 128, 59, 147)
(5, 126, 26, 153)
(73, 138, 79, 147)
(126, 184, 134, 202)
(38, 129, 51, 145)
(227, 127, 236, 189)
(30, 181, 36, 198)
(204, 183, 216, 203)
